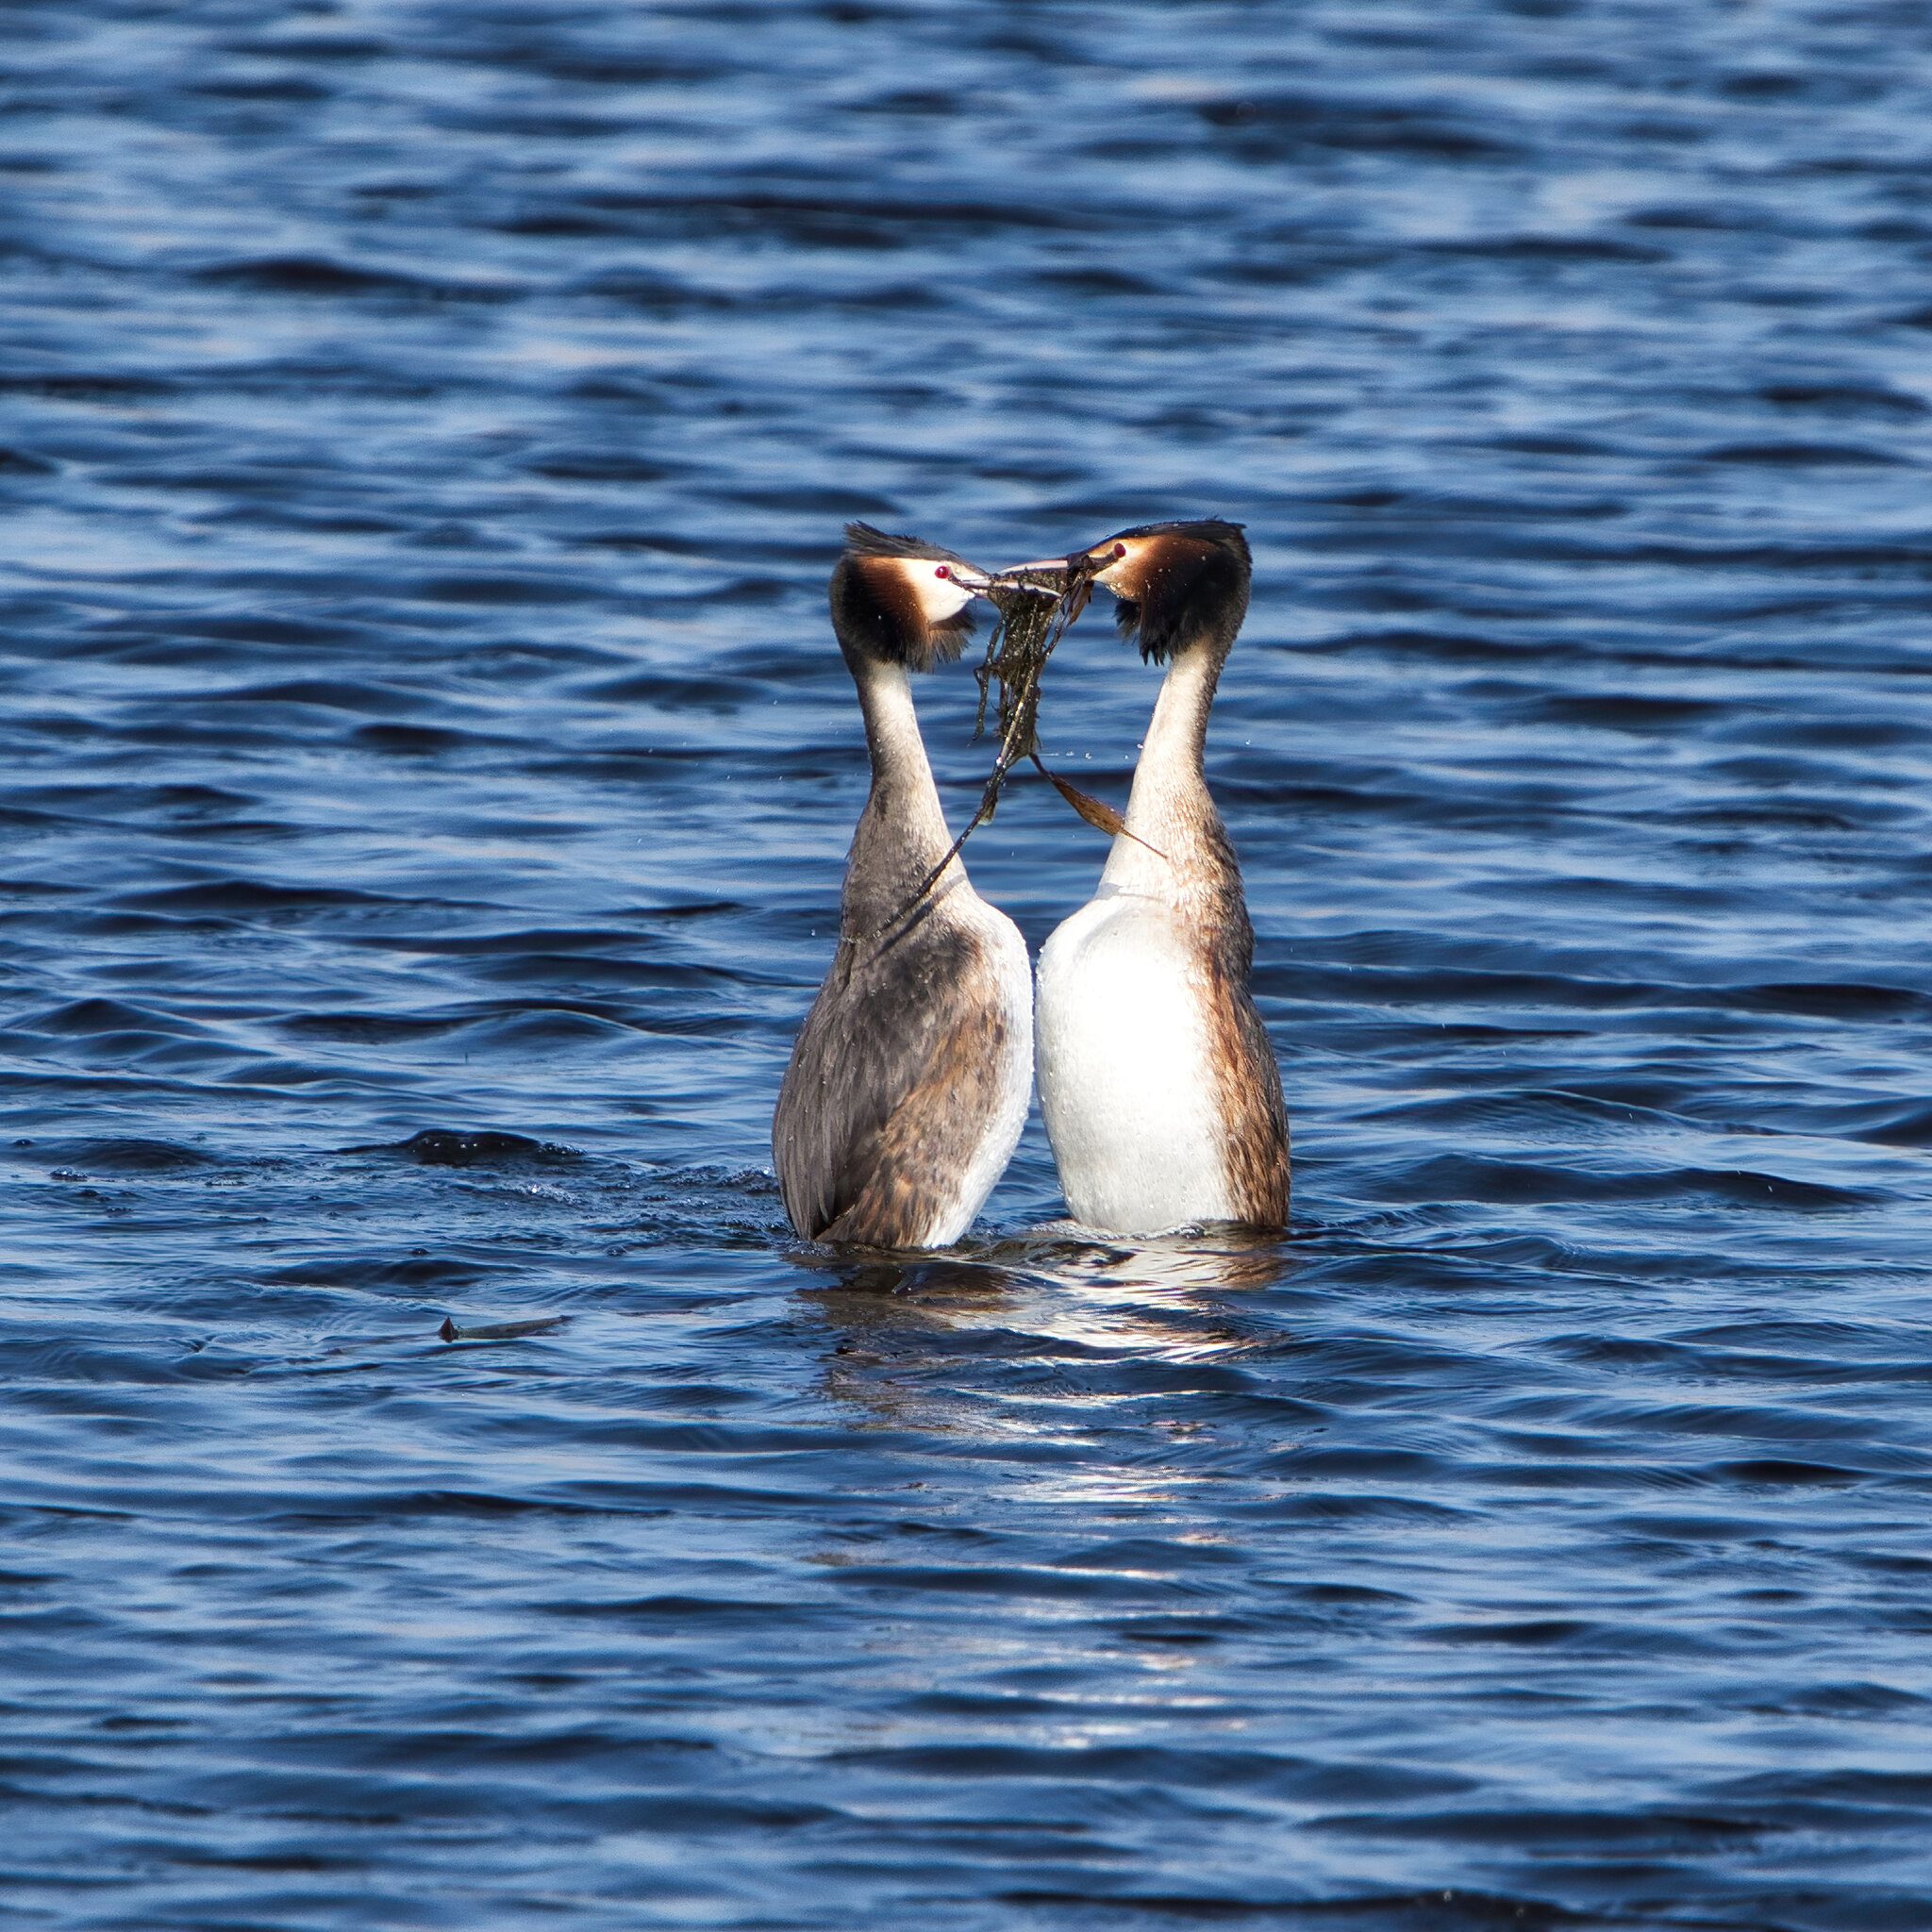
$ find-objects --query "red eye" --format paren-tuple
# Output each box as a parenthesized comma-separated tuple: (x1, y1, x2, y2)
(934, 565, 950, 580)
(1112, 543, 1127, 559)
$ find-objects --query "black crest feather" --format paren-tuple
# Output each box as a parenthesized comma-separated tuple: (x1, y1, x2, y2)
(844, 522, 969, 567)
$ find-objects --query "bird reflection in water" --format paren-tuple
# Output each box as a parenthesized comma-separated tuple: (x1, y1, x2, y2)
(791, 1225, 1294, 1433)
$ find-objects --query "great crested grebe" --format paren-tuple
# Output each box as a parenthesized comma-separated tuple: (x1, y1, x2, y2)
(1025, 520, 1289, 1235)
(773, 524, 1031, 1249)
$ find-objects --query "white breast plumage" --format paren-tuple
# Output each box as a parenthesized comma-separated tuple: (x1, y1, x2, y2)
(1035, 884, 1235, 1235)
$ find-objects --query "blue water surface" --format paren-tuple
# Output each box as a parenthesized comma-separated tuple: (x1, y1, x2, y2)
(3, 3, 1930, 1927)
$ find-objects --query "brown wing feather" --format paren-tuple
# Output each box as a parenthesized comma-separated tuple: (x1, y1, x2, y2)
(1206, 958, 1291, 1228)
(774, 914, 1009, 1246)
(1193, 819, 1291, 1229)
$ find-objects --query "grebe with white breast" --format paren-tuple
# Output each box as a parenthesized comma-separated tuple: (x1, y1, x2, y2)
(772, 525, 1031, 1248)
(1024, 521, 1289, 1236)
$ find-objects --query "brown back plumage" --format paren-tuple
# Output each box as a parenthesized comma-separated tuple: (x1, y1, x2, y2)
(774, 912, 1014, 1245)
(1194, 827, 1291, 1227)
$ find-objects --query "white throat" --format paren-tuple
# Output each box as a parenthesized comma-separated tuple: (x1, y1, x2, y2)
(1100, 648, 1218, 898)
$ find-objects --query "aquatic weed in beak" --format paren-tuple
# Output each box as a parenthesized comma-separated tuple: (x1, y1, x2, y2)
(877, 549, 1158, 938)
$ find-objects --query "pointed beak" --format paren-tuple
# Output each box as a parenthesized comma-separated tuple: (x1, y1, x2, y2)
(995, 553, 1101, 625)
(944, 560, 999, 597)
(999, 557, 1073, 586)
(988, 555, 1091, 622)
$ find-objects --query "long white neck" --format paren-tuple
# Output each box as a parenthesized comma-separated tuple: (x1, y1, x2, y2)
(842, 660, 958, 937)
(1100, 646, 1223, 899)
(858, 662, 945, 827)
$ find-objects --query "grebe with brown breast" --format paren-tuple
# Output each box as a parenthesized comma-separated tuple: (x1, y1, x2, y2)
(1024, 520, 1289, 1236)
(772, 525, 1031, 1248)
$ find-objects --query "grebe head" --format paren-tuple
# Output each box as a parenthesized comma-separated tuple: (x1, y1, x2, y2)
(1071, 520, 1251, 663)
(832, 523, 979, 674)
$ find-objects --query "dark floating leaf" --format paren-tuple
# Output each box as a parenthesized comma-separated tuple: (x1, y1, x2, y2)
(438, 1314, 571, 1343)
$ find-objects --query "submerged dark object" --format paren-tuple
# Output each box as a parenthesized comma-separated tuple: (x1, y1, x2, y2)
(438, 1314, 570, 1342)
(359, 1128, 579, 1167)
